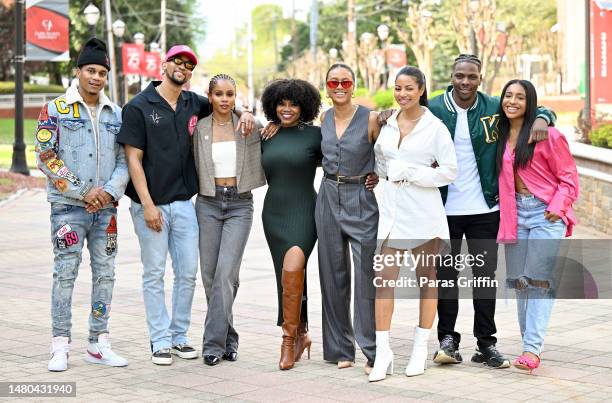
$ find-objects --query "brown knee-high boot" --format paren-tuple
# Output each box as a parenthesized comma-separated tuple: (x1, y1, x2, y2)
(294, 321, 311, 361)
(279, 268, 305, 370)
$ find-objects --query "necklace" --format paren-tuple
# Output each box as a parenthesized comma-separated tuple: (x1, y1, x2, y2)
(402, 106, 425, 122)
(212, 116, 232, 126)
(334, 105, 357, 122)
(156, 86, 178, 106)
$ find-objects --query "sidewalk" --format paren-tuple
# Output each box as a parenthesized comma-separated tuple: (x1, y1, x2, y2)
(1, 186, 611, 402)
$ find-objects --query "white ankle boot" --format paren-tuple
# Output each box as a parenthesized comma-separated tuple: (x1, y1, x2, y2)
(368, 331, 394, 382)
(405, 326, 431, 377)
(48, 336, 69, 372)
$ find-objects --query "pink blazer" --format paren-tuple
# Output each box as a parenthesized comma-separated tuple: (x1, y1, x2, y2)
(497, 127, 579, 243)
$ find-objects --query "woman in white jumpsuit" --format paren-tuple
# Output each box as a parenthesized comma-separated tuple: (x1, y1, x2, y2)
(369, 66, 457, 382)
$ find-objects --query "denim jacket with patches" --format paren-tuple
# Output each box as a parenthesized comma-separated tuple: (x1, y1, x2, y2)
(35, 82, 129, 207)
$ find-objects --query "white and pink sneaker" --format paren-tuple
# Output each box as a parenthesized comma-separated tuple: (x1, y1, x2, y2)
(85, 333, 128, 367)
(48, 336, 69, 372)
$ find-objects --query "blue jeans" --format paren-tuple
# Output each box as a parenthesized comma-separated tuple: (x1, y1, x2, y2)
(130, 200, 199, 352)
(50, 203, 118, 343)
(504, 194, 566, 356)
(196, 187, 254, 357)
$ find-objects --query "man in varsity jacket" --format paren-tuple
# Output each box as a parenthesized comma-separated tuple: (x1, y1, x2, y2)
(428, 54, 556, 369)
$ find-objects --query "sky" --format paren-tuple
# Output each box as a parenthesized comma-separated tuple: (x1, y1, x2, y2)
(196, 0, 313, 58)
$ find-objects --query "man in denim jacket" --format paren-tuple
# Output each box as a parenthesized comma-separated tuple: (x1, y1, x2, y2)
(35, 38, 130, 372)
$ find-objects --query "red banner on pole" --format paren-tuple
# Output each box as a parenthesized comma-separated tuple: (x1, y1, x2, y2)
(142, 52, 162, 79)
(122, 43, 145, 75)
(590, 2, 612, 122)
(26, 0, 69, 61)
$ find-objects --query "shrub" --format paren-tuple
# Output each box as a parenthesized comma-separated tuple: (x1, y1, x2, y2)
(373, 89, 396, 110)
(590, 124, 612, 149)
(428, 88, 446, 99)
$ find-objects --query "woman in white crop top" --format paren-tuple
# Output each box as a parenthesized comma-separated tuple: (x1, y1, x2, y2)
(192, 74, 265, 366)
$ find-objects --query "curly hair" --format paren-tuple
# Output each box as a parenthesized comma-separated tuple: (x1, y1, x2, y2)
(261, 79, 321, 124)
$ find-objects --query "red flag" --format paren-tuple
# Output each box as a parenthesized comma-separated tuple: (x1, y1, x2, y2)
(122, 43, 145, 75)
(142, 52, 162, 79)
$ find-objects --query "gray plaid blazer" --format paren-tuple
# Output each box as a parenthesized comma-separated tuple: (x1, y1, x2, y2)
(193, 113, 266, 196)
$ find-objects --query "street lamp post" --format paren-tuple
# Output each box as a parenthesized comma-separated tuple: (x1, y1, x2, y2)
(84, 3, 100, 38)
(133, 33, 145, 92)
(112, 19, 125, 105)
(377, 24, 389, 89)
(10, 0, 28, 175)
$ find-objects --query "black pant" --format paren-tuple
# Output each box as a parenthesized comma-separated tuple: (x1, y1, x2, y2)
(437, 211, 499, 349)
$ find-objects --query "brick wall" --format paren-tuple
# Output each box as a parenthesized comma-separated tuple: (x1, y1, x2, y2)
(570, 142, 612, 235)
(574, 174, 612, 235)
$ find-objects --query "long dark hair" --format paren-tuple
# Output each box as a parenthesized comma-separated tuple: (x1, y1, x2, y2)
(496, 79, 538, 173)
(395, 66, 428, 107)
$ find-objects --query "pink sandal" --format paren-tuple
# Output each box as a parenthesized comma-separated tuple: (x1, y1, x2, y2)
(513, 354, 540, 373)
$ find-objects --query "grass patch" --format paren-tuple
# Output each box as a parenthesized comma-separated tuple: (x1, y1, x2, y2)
(0, 118, 38, 144)
(0, 81, 65, 94)
(0, 144, 38, 170)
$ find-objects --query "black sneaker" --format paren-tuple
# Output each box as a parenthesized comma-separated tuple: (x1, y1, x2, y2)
(171, 344, 198, 359)
(433, 335, 463, 364)
(152, 348, 172, 365)
(471, 345, 510, 368)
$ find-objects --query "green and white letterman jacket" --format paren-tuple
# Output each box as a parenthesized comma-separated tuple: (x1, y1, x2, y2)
(428, 86, 557, 209)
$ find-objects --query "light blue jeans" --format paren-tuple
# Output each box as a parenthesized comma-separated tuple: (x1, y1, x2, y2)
(50, 203, 118, 343)
(504, 194, 566, 356)
(130, 200, 199, 353)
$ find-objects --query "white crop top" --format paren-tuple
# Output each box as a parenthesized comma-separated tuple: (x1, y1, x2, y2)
(211, 141, 237, 178)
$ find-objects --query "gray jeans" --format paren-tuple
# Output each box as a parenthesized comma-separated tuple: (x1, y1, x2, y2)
(195, 186, 254, 357)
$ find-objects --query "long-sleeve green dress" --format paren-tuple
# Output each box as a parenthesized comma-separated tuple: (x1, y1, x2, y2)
(261, 124, 322, 325)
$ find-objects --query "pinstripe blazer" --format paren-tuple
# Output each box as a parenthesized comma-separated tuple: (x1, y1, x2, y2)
(193, 113, 266, 196)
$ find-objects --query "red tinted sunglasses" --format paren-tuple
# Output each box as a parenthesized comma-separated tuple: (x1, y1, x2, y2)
(326, 80, 353, 89)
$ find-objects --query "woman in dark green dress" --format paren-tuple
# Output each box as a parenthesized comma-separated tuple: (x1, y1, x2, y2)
(260, 79, 322, 370)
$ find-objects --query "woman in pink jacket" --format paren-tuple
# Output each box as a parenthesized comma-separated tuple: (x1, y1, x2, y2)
(496, 79, 579, 372)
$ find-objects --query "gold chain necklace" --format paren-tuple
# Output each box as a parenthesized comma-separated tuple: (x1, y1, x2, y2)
(212, 116, 232, 126)
(334, 105, 357, 122)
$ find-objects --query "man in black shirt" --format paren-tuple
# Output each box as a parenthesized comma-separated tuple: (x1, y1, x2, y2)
(117, 45, 254, 365)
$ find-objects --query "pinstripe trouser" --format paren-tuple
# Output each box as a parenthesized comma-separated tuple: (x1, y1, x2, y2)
(315, 178, 378, 363)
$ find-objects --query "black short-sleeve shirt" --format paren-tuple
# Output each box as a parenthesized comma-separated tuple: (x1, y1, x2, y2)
(117, 81, 211, 205)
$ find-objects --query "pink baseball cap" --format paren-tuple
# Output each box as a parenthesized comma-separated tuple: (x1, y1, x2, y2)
(165, 45, 198, 66)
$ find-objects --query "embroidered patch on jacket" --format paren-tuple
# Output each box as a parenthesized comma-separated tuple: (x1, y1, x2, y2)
(105, 215, 117, 256)
(37, 116, 58, 131)
(54, 179, 68, 192)
(56, 166, 81, 186)
(39, 149, 56, 163)
(36, 128, 53, 143)
(38, 104, 49, 121)
(188, 115, 198, 135)
(47, 159, 64, 173)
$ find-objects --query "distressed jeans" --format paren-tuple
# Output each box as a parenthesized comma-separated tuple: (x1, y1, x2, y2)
(50, 203, 119, 343)
(196, 188, 254, 357)
(505, 194, 566, 356)
(130, 200, 199, 353)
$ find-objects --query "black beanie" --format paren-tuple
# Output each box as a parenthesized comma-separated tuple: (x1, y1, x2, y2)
(77, 38, 111, 71)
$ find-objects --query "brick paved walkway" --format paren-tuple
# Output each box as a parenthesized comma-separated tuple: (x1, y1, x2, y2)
(1, 186, 612, 402)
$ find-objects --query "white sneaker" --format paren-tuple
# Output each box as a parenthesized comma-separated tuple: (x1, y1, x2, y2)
(85, 333, 128, 367)
(48, 336, 69, 372)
